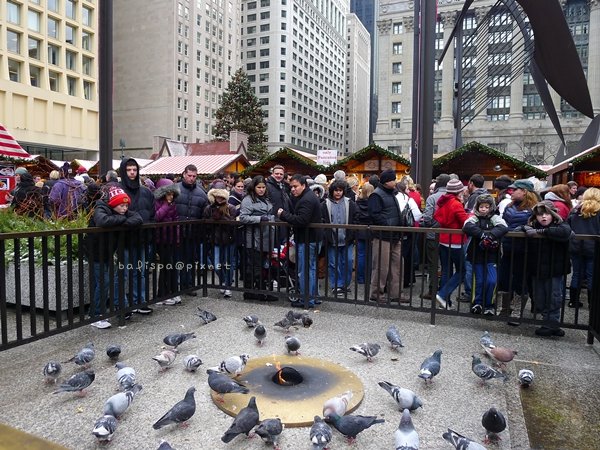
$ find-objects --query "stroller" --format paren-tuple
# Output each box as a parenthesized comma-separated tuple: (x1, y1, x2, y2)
(270, 238, 298, 302)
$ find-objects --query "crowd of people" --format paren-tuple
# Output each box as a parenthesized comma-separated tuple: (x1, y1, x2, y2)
(4, 159, 599, 337)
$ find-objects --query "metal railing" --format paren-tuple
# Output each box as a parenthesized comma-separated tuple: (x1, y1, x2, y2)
(1, 220, 598, 350)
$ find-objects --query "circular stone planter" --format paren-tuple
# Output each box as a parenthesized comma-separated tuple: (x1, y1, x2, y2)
(210, 354, 364, 427)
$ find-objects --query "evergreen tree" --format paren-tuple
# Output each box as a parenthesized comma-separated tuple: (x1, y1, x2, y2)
(214, 69, 268, 160)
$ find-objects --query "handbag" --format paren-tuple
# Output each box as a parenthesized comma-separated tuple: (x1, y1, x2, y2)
(400, 198, 415, 227)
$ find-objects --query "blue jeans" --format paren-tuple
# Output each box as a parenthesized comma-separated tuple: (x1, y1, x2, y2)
(463, 243, 472, 296)
(570, 255, 594, 290)
(115, 247, 146, 307)
(356, 239, 368, 284)
(437, 245, 464, 301)
(297, 242, 318, 304)
(472, 263, 497, 308)
(532, 276, 563, 326)
(92, 262, 117, 317)
(213, 243, 235, 288)
(328, 244, 354, 288)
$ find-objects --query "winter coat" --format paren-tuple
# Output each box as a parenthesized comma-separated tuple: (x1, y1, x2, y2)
(174, 180, 208, 220)
(154, 181, 180, 245)
(321, 196, 358, 245)
(239, 195, 275, 252)
(567, 206, 600, 258)
(465, 187, 489, 212)
(421, 188, 446, 240)
(118, 158, 154, 223)
(368, 185, 401, 241)
(501, 202, 533, 253)
(280, 187, 323, 243)
(544, 191, 571, 220)
(524, 220, 572, 279)
(202, 202, 237, 245)
(11, 173, 43, 217)
(463, 215, 508, 263)
(355, 198, 372, 240)
(433, 193, 470, 246)
(266, 176, 292, 214)
(396, 191, 423, 225)
(48, 178, 86, 218)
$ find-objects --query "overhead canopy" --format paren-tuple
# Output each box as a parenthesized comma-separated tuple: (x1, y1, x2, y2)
(328, 144, 411, 180)
(242, 148, 322, 178)
(140, 154, 249, 177)
(0, 123, 30, 158)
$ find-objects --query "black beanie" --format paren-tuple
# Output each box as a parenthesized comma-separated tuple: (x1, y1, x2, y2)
(379, 169, 396, 184)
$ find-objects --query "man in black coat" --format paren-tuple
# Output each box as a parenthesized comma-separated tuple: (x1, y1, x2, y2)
(267, 164, 292, 244)
(277, 174, 322, 308)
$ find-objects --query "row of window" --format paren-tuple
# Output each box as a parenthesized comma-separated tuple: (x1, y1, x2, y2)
(7, 0, 93, 27)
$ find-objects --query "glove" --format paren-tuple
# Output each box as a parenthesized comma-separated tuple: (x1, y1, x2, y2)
(479, 233, 499, 250)
(523, 225, 539, 237)
(260, 215, 269, 222)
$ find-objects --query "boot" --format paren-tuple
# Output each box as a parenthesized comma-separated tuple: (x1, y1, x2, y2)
(507, 294, 522, 326)
(497, 292, 512, 317)
(568, 287, 582, 308)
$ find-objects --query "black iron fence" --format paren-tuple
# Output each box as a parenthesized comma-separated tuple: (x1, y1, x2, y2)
(1, 220, 598, 350)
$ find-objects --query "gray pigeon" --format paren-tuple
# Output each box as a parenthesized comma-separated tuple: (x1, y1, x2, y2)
(52, 370, 95, 396)
(350, 343, 381, 362)
(310, 415, 333, 450)
(471, 355, 507, 384)
(115, 362, 136, 391)
(479, 331, 495, 350)
(243, 314, 260, 327)
(106, 344, 121, 360)
(157, 441, 176, 450)
(285, 335, 301, 355)
(43, 361, 62, 384)
(418, 350, 442, 382)
(219, 354, 249, 376)
(481, 407, 506, 443)
(254, 324, 266, 346)
(183, 354, 203, 372)
(274, 316, 295, 332)
(152, 350, 177, 371)
(386, 325, 404, 350)
(92, 415, 118, 442)
(103, 384, 142, 418)
(64, 342, 95, 367)
(326, 412, 384, 444)
(207, 368, 249, 401)
(254, 418, 284, 447)
(395, 409, 419, 450)
(163, 332, 196, 351)
(153, 387, 196, 429)
(286, 310, 313, 328)
(378, 381, 423, 411)
(518, 368, 534, 387)
(442, 428, 487, 450)
(195, 307, 217, 324)
(221, 396, 260, 443)
(323, 391, 353, 417)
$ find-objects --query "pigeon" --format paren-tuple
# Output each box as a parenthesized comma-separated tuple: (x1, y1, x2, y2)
(326, 413, 384, 444)
(43, 361, 62, 384)
(274, 316, 295, 332)
(115, 362, 136, 391)
(52, 370, 95, 396)
(163, 332, 196, 351)
(221, 396, 260, 443)
(481, 407, 506, 443)
(442, 428, 488, 450)
(378, 381, 423, 411)
(286, 310, 313, 328)
(152, 350, 177, 371)
(106, 344, 122, 360)
(153, 387, 196, 429)
(471, 355, 507, 384)
(386, 325, 404, 350)
(219, 354, 249, 377)
(255, 418, 284, 447)
(195, 307, 217, 324)
(254, 324, 266, 346)
(103, 384, 142, 418)
(349, 343, 381, 362)
(92, 415, 118, 442)
(157, 441, 176, 450)
(64, 342, 95, 367)
(479, 331, 495, 350)
(395, 409, 419, 450)
(310, 415, 333, 450)
(418, 350, 442, 382)
(483, 346, 518, 366)
(183, 355, 203, 372)
(518, 369, 534, 387)
(323, 391, 353, 417)
(207, 368, 249, 401)
(285, 335, 301, 355)
(243, 314, 260, 327)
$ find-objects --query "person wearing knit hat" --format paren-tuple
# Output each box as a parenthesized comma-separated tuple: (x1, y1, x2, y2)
(333, 169, 346, 181)
(314, 174, 327, 185)
(521, 200, 571, 337)
(107, 186, 131, 210)
(76, 166, 88, 175)
(15, 167, 29, 176)
(445, 178, 466, 194)
(379, 169, 396, 185)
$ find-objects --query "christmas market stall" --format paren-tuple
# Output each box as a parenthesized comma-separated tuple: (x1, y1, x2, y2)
(327, 144, 411, 183)
(140, 154, 249, 180)
(242, 147, 323, 178)
(546, 144, 600, 187)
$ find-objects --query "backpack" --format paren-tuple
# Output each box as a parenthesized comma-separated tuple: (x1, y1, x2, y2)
(399, 196, 415, 227)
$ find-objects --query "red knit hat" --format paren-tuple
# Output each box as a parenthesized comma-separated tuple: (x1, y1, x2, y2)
(76, 166, 87, 174)
(107, 186, 130, 208)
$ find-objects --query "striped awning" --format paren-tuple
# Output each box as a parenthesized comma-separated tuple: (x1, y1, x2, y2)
(140, 154, 248, 176)
(0, 123, 30, 158)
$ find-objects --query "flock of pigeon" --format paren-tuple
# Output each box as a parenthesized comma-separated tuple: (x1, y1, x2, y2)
(41, 304, 535, 449)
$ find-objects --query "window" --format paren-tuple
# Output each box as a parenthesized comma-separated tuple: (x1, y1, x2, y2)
(49, 71, 59, 91)
(8, 59, 21, 82)
(392, 62, 402, 74)
(259, 86, 269, 93)
(261, 12, 270, 19)
(28, 10, 41, 32)
(392, 102, 401, 114)
(393, 22, 403, 34)
(82, 31, 91, 51)
(490, 95, 510, 108)
(67, 76, 77, 96)
(66, 50, 77, 70)
(392, 82, 402, 94)
(48, 0, 58, 12)
(48, 44, 60, 65)
(82, 56, 92, 75)
(66, 25, 76, 45)
(48, 17, 59, 38)
(392, 43, 402, 55)
(83, 80, 93, 100)
(7, 30, 20, 54)
(260, 36, 269, 44)
(7, 1, 20, 24)
(391, 119, 401, 128)
(66, 0, 76, 19)
(28, 38, 41, 59)
(82, 6, 92, 26)
(260, 61, 269, 69)
(261, 24, 270, 31)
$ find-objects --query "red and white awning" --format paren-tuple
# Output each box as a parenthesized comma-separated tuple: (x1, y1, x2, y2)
(0, 123, 30, 158)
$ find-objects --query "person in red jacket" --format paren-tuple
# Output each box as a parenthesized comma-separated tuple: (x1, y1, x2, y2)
(433, 178, 470, 309)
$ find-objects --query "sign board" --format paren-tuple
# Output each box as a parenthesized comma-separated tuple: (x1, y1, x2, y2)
(317, 149, 338, 166)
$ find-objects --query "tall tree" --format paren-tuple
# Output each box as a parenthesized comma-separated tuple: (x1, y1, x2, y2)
(214, 69, 268, 160)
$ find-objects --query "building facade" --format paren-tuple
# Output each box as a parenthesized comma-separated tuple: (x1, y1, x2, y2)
(240, 0, 349, 154)
(374, 0, 600, 164)
(0, 0, 99, 159)
(112, 0, 240, 157)
(344, 13, 370, 155)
